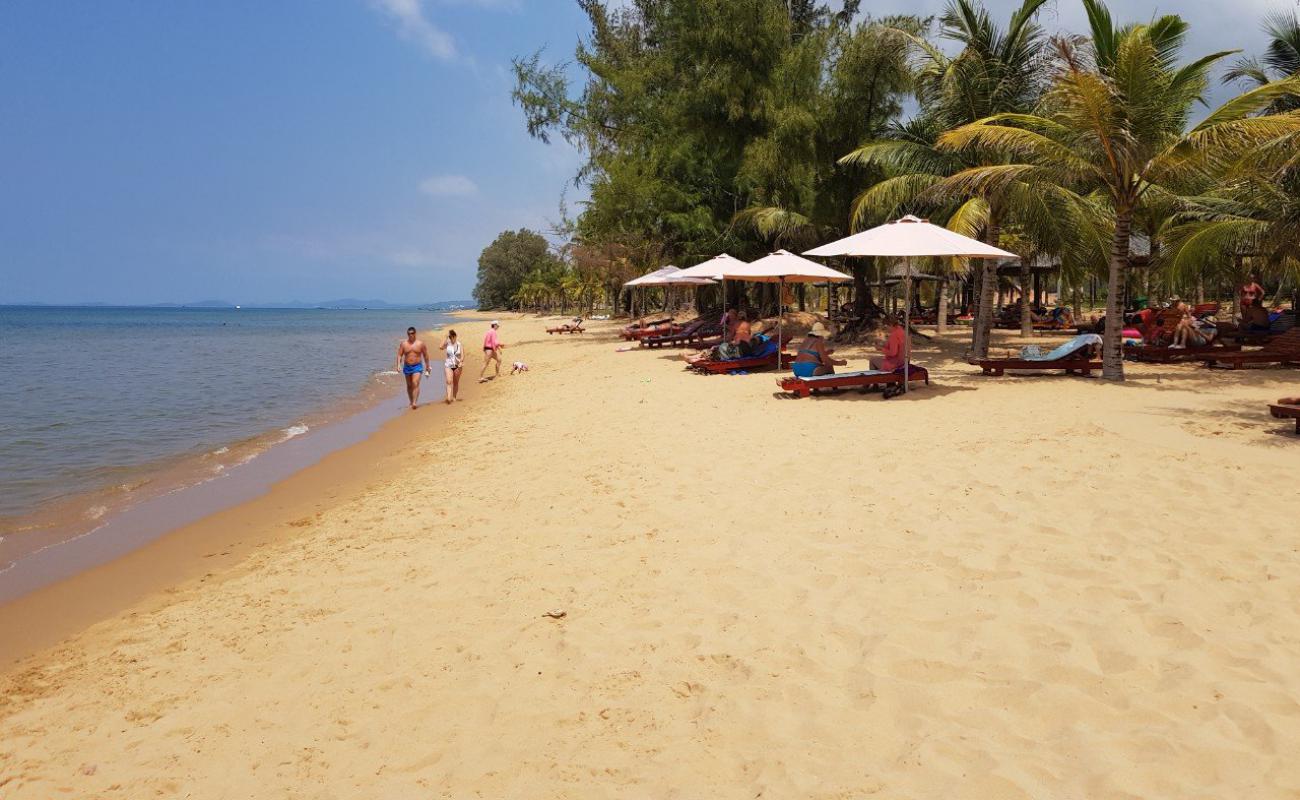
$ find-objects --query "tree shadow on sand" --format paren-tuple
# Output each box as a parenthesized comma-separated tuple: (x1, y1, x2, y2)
(769, 382, 974, 402)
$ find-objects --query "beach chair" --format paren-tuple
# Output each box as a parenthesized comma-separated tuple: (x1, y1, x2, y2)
(1270, 403, 1300, 434)
(688, 337, 786, 373)
(546, 319, 584, 334)
(624, 323, 683, 341)
(620, 318, 677, 340)
(642, 319, 716, 348)
(689, 350, 794, 374)
(1203, 329, 1300, 369)
(777, 364, 929, 398)
(1125, 341, 1240, 362)
(975, 333, 1103, 377)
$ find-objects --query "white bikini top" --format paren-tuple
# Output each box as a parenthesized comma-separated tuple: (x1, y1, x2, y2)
(445, 340, 463, 366)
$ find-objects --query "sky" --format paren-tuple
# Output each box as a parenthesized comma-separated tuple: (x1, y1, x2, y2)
(0, 0, 1293, 305)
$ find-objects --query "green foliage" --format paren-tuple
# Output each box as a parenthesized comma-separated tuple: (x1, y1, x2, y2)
(503, 0, 1300, 350)
(1225, 11, 1300, 112)
(513, 0, 914, 266)
(938, 1, 1300, 378)
(473, 229, 556, 310)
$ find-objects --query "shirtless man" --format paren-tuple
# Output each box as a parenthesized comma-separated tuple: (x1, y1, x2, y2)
(397, 326, 431, 410)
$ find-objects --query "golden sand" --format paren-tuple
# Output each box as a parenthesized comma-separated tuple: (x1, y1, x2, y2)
(2, 312, 1299, 798)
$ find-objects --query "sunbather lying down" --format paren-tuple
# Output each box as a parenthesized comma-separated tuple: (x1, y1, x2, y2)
(1281, 397, 1300, 405)
(685, 333, 778, 365)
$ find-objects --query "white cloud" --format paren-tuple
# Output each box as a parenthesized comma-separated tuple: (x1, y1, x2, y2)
(369, 0, 456, 59)
(419, 174, 479, 196)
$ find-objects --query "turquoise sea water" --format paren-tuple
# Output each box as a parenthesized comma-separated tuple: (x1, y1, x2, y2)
(0, 307, 449, 529)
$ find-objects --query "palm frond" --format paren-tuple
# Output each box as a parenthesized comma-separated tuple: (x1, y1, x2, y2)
(850, 174, 943, 230)
(1193, 76, 1300, 130)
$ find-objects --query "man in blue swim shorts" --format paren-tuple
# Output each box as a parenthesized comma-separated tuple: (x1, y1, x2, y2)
(397, 326, 431, 410)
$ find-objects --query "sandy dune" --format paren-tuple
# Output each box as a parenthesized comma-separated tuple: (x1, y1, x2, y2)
(3, 313, 1299, 798)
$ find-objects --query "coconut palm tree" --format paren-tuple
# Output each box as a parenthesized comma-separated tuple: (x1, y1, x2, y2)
(1225, 11, 1300, 112)
(936, 0, 1300, 379)
(842, 0, 1055, 354)
(844, 115, 1105, 347)
(1160, 164, 1300, 298)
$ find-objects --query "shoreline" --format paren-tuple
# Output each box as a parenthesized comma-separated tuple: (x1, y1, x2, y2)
(3, 314, 1299, 797)
(0, 315, 493, 667)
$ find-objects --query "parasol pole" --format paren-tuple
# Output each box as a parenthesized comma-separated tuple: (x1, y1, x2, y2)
(904, 257, 911, 394)
(778, 276, 785, 370)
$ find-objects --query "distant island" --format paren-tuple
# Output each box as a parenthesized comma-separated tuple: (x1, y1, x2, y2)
(3, 299, 476, 311)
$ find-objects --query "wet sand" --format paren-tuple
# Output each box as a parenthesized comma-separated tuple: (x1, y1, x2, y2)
(2, 313, 1299, 798)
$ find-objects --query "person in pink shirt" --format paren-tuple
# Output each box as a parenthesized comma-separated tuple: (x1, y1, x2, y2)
(870, 314, 907, 372)
(479, 320, 504, 383)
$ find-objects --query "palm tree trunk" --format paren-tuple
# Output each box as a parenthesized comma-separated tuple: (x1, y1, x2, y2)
(1019, 260, 1033, 337)
(970, 219, 1001, 360)
(1102, 210, 1131, 381)
(937, 278, 949, 335)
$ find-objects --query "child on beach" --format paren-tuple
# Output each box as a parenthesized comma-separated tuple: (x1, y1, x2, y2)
(511, 361, 529, 374)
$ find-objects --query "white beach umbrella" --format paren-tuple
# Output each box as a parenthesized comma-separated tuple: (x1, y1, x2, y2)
(623, 266, 713, 318)
(674, 254, 744, 334)
(674, 253, 747, 281)
(804, 215, 1020, 260)
(719, 249, 853, 368)
(805, 215, 1019, 393)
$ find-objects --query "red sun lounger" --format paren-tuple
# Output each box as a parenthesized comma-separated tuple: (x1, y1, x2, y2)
(689, 351, 794, 374)
(777, 364, 929, 398)
(642, 320, 715, 348)
(1270, 403, 1300, 434)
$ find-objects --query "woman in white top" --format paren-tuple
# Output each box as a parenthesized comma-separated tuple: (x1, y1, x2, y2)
(441, 329, 464, 404)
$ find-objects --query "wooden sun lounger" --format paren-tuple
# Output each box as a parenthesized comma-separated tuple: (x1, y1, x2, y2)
(1125, 342, 1240, 363)
(777, 365, 929, 398)
(1218, 327, 1276, 346)
(975, 358, 1101, 376)
(622, 323, 683, 341)
(689, 351, 794, 374)
(1203, 329, 1300, 369)
(1270, 403, 1300, 434)
(621, 317, 672, 335)
(642, 321, 716, 348)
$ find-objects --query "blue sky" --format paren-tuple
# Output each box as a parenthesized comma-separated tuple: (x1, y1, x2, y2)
(0, 0, 1287, 304)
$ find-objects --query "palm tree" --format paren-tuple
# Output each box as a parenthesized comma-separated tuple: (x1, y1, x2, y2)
(1161, 165, 1300, 298)
(937, 0, 1300, 379)
(1225, 11, 1300, 112)
(842, 0, 1054, 354)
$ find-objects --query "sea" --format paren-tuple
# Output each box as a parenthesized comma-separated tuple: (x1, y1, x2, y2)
(0, 306, 452, 593)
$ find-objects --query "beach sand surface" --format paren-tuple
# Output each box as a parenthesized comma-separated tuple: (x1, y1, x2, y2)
(3, 313, 1299, 799)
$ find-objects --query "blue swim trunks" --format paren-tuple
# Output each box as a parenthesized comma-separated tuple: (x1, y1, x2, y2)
(791, 361, 819, 378)
(402, 363, 425, 376)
